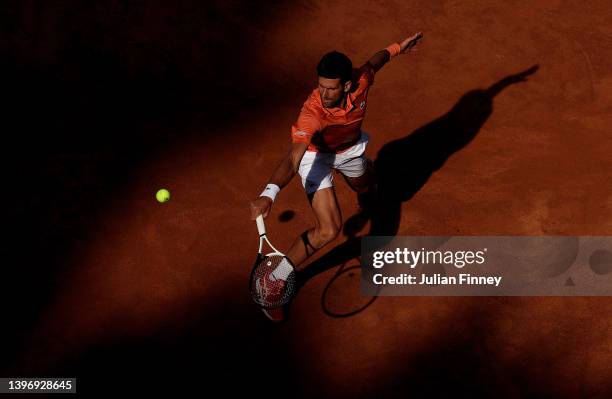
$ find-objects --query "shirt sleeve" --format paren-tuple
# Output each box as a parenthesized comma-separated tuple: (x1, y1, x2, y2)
(291, 101, 321, 144)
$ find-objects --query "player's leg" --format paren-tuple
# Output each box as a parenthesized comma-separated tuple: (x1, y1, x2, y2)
(337, 151, 378, 214)
(343, 157, 375, 194)
(285, 186, 342, 268)
(335, 131, 377, 201)
(283, 151, 342, 268)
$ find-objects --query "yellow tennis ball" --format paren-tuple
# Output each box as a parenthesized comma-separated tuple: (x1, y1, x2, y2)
(156, 188, 170, 203)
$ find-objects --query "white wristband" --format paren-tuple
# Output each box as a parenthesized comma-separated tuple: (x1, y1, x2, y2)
(260, 184, 281, 202)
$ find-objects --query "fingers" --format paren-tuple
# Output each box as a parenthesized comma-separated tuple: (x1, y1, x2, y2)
(249, 201, 259, 220)
(250, 201, 262, 220)
(409, 33, 423, 47)
(249, 199, 272, 220)
(409, 32, 423, 45)
(262, 199, 272, 219)
(400, 32, 423, 53)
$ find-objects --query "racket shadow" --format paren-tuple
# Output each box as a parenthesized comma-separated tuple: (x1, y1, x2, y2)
(295, 235, 381, 318)
(320, 260, 379, 318)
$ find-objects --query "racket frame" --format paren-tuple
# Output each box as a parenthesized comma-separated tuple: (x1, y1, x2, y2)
(250, 215, 297, 308)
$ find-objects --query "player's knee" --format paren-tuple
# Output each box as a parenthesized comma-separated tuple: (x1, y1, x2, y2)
(316, 224, 340, 244)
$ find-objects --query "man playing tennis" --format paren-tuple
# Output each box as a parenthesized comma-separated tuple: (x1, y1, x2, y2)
(250, 33, 423, 297)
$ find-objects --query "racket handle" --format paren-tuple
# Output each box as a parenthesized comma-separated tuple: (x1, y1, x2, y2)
(255, 214, 266, 236)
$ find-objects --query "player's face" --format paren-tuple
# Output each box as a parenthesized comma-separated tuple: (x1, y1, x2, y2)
(317, 77, 346, 108)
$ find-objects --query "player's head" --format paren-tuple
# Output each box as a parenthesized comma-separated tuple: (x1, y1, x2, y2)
(317, 51, 353, 108)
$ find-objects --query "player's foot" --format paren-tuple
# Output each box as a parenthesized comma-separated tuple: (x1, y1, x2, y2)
(261, 306, 286, 322)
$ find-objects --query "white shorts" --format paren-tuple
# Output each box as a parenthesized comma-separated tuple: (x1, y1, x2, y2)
(298, 131, 369, 195)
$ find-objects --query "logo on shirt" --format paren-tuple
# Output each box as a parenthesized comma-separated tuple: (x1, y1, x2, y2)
(294, 131, 308, 137)
(360, 101, 366, 110)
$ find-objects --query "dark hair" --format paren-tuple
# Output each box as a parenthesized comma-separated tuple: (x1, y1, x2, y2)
(317, 51, 353, 83)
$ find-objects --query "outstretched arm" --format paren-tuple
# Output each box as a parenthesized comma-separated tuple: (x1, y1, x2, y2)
(367, 32, 423, 72)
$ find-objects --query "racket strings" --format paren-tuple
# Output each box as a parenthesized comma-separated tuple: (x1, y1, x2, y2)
(250, 255, 297, 308)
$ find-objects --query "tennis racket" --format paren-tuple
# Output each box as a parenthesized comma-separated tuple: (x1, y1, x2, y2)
(249, 214, 297, 308)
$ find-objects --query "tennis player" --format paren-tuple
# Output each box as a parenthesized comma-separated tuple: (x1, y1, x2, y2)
(250, 33, 423, 286)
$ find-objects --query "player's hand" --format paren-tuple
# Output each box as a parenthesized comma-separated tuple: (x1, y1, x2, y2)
(250, 196, 273, 220)
(399, 32, 423, 53)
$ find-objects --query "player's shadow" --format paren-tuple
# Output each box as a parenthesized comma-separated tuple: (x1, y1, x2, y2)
(298, 65, 540, 312)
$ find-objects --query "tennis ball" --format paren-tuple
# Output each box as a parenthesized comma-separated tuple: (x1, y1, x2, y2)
(156, 188, 170, 203)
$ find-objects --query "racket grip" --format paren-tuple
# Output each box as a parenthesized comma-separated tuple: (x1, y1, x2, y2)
(255, 214, 266, 236)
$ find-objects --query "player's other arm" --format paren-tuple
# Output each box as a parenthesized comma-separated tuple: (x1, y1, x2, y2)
(250, 142, 308, 219)
(366, 32, 423, 73)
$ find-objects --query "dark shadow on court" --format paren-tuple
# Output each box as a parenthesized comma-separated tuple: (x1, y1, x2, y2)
(10, 280, 308, 397)
(0, 0, 295, 376)
(298, 65, 540, 310)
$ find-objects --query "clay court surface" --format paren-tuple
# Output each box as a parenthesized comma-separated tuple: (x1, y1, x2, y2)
(2, 1, 612, 397)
